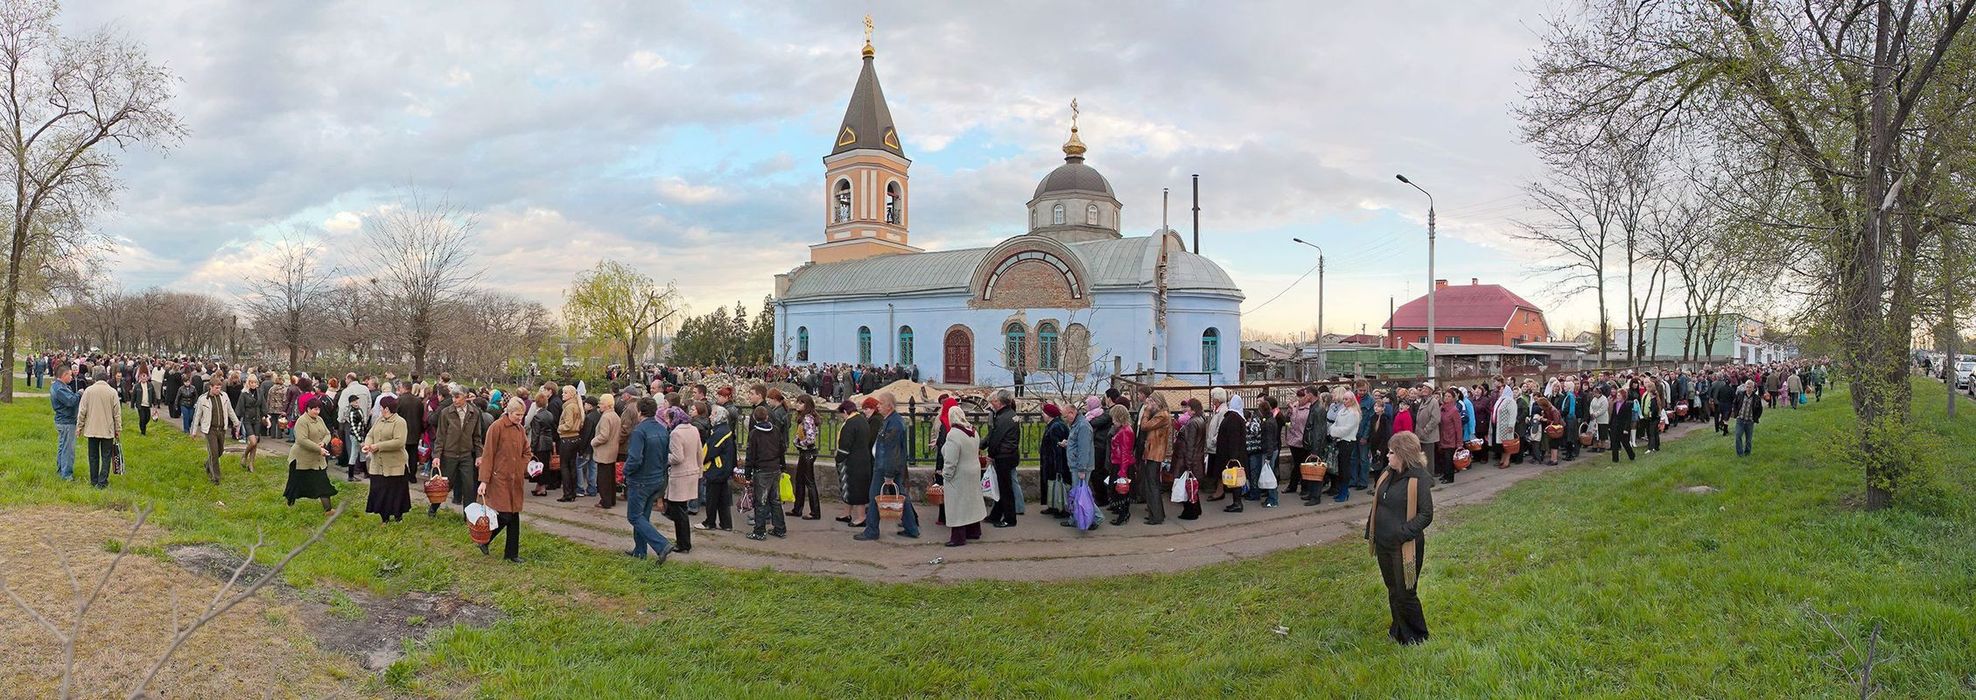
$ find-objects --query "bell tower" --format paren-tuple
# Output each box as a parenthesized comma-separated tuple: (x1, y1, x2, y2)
(811, 16, 920, 264)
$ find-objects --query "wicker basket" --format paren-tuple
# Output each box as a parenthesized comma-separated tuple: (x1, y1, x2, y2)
(328, 436, 344, 458)
(1545, 423, 1565, 439)
(1503, 438, 1521, 455)
(1578, 431, 1595, 446)
(875, 483, 906, 519)
(1465, 438, 1484, 452)
(925, 482, 945, 505)
(1675, 402, 1690, 417)
(1452, 449, 1472, 470)
(469, 515, 493, 546)
(1299, 460, 1329, 482)
(423, 475, 450, 504)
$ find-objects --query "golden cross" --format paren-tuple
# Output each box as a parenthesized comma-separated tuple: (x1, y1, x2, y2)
(864, 15, 874, 44)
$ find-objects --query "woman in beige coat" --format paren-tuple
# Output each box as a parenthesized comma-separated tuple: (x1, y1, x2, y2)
(556, 386, 585, 502)
(663, 405, 702, 554)
(590, 393, 622, 509)
(362, 395, 412, 523)
(939, 405, 988, 547)
(284, 397, 338, 511)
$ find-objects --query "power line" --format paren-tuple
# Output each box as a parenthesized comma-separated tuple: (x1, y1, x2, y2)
(1240, 262, 1320, 316)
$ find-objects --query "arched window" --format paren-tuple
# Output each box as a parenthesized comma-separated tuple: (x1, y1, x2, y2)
(898, 325, 914, 366)
(1038, 321, 1060, 371)
(1201, 328, 1221, 373)
(834, 179, 853, 223)
(797, 326, 809, 362)
(1086, 204, 1099, 225)
(1062, 323, 1091, 373)
(885, 182, 902, 224)
(1051, 203, 1065, 225)
(1005, 322, 1027, 374)
(857, 326, 872, 365)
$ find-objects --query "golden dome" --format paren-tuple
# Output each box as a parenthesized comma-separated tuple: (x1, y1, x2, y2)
(1062, 126, 1087, 158)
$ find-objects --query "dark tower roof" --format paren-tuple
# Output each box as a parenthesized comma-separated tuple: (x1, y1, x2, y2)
(831, 51, 904, 157)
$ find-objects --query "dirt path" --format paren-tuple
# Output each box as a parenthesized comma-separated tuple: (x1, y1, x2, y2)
(165, 410, 1716, 583)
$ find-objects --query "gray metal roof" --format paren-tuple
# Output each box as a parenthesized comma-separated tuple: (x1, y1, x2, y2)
(782, 234, 1242, 301)
(1032, 158, 1114, 198)
(831, 55, 903, 157)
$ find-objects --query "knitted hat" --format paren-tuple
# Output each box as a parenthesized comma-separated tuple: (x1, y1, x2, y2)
(1042, 403, 1062, 418)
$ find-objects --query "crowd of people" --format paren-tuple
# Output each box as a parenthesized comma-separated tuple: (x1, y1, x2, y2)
(30, 349, 1829, 644)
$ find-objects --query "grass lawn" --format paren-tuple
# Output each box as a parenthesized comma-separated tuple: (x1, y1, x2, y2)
(1, 380, 1972, 697)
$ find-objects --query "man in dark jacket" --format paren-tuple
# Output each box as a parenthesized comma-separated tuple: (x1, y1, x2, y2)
(1713, 375, 1737, 436)
(984, 390, 1022, 528)
(856, 394, 921, 541)
(432, 385, 484, 512)
(622, 397, 673, 563)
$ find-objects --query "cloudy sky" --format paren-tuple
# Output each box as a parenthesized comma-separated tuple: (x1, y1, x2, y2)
(68, 0, 1597, 339)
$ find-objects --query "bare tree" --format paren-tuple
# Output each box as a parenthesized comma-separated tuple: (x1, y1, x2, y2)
(0, 0, 184, 402)
(240, 233, 334, 370)
(1510, 136, 1630, 365)
(359, 190, 483, 377)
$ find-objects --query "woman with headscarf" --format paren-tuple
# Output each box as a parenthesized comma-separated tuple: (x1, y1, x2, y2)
(1088, 396, 1115, 509)
(1060, 397, 1097, 529)
(1436, 388, 1463, 484)
(479, 397, 529, 562)
(697, 401, 738, 532)
(939, 404, 988, 547)
(834, 399, 874, 527)
(362, 395, 411, 523)
(284, 396, 338, 512)
(664, 405, 702, 554)
(1367, 431, 1435, 645)
(1038, 403, 1070, 517)
(1106, 403, 1137, 526)
(1492, 384, 1519, 469)
(1174, 400, 1207, 520)
(1212, 390, 1249, 511)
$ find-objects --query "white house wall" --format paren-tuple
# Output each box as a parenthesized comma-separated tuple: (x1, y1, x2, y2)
(773, 289, 1240, 388)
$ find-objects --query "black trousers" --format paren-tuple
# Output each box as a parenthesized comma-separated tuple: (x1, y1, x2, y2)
(790, 450, 820, 516)
(701, 479, 733, 529)
(1286, 446, 1310, 493)
(557, 437, 582, 498)
(1609, 421, 1634, 461)
(987, 458, 1019, 525)
(1434, 446, 1454, 482)
(137, 406, 152, 434)
(1376, 541, 1430, 644)
(87, 437, 115, 487)
(664, 500, 694, 551)
(488, 511, 520, 560)
(1643, 419, 1661, 451)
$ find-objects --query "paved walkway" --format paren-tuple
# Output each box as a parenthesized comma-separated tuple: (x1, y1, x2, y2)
(166, 411, 1715, 582)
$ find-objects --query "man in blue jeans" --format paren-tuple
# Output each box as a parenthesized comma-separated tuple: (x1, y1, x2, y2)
(1732, 380, 1764, 457)
(50, 365, 79, 481)
(855, 393, 920, 541)
(620, 397, 673, 565)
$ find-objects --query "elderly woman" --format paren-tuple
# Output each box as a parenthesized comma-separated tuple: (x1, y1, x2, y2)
(697, 402, 737, 532)
(939, 405, 988, 547)
(1327, 388, 1361, 503)
(1109, 404, 1140, 525)
(1135, 395, 1171, 526)
(834, 400, 874, 527)
(479, 397, 529, 562)
(664, 405, 702, 554)
(284, 397, 338, 512)
(1367, 431, 1435, 645)
(556, 385, 586, 502)
(527, 388, 559, 497)
(1060, 397, 1098, 530)
(362, 395, 411, 523)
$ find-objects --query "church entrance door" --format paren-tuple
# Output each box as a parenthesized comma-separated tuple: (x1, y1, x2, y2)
(944, 326, 972, 385)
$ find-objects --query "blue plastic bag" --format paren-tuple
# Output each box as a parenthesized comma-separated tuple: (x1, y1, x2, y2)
(1070, 480, 1097, 531)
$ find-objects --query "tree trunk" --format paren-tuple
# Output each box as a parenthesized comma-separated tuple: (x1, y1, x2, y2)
(1, 217, 26, 404)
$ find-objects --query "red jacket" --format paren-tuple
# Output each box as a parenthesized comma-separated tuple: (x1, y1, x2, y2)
(1110, 425, 1136, 475)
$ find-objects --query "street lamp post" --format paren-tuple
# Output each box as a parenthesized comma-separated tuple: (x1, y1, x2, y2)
(1292, 237, 1326, 380)
(1396, 174, 1437, 382)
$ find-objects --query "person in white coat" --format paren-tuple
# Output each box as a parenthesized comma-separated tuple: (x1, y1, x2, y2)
(1588, 388, 1611, 453)
(939, 405, 988, 547)
(1491, 385, 1518, 469)
(191, 380, 241, 485)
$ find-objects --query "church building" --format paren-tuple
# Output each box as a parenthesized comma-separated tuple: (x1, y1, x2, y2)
(772, 33, 1244, 389)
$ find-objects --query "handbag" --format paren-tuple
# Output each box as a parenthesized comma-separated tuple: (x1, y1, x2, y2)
(875, 482, 906, 520)
(1220, 460, 1247, 489)
(1170, 472, 1192, 503)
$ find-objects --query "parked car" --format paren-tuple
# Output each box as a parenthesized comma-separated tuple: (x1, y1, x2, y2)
(1955, 361, 1974, 390)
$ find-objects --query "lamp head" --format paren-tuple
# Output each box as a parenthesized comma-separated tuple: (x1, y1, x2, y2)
(1395, 174, 1411, 184)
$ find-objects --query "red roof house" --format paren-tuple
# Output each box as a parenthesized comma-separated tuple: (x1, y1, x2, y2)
(1382, 279, 1550, 349)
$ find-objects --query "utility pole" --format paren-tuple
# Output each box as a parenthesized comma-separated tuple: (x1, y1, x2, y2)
(1293, 238, 1326, 378)
(1397, 174, 1436, 382)
(1191, 174, 1200, 254)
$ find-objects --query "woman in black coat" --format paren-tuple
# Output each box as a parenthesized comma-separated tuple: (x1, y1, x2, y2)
(1088, 405, 1115, 508)
(1367, 432, 1435, 645)
(834, 400, 874, 526)
(1039, 405, 1071, 517)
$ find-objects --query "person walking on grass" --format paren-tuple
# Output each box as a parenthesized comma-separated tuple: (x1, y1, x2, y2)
(623, 397, 675, 564)
(855, 393, 921, 541)
(362, 396, 412, 523)
(191, 380, 241, 485)
(478, 397, 529, 563)
(1367, 431, 1435, 646)
(285, 397, 339, 512)
(238, 375, 268, 472)
(431, 385, 484, 515)
(1733, 380, 1764, 457)
(50, 364, 80, 482)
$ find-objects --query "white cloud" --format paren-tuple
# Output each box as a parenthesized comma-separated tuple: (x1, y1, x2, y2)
(445, 66, 473, 86)
(323, 211, 362, 232)
(654, 176, 730, 205)
(624, 50, 668, 72)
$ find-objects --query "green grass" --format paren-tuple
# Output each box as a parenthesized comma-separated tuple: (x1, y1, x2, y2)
(1, 381, 1972, 697)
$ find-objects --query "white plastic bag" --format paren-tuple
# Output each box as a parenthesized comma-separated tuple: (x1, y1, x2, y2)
(1171, 472, 1192, 503)
(1257, 461, 1278, 490)
(981, 466, 999, 502)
